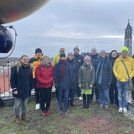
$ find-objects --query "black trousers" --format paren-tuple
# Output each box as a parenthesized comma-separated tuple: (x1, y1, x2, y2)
(109, 81, 118, 106)
(90, 84, 99, 102)
(33, 79, 40, 104)
(38, 87, 52, 111)
(83, 94, 91, 108)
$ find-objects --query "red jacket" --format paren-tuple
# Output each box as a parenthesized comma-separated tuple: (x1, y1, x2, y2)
(35, 63, 54, 88)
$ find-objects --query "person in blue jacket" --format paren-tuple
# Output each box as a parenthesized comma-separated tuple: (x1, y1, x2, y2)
(67, 52, 79, 107)
(10, 55, 34, 124)
(54, 53, 70, 114)
(96, 50, 112, 109)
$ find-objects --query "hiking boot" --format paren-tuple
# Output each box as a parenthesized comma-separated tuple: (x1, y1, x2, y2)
(42, 111, 47, 116)
(46, 110, 50, 116)
(118, 107, 123, 113)
(123, 108, 127, 114)
(59, 110, 63, 115)
(22, 114, 29, 122)
(100, 105, 103, 109)
(105, 106, 109, 110)
(16, 116, 21, 124)
(35, 103, 40, 110)
(65, 109, 70, 113)
(83, 105, 86, 110)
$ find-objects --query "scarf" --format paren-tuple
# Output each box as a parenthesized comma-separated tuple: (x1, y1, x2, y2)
(41, 62, 51, 68)
(96, 58, 105, 85)
(58, 59, 67, 81)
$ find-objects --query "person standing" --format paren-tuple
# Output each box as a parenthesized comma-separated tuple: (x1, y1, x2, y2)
(109, 50, 119, 106)
(90, 47, 99, 102)
(78, 56, 95, 110)
(29, 48, 43, 110)
(54, 53, 70, 114)
(10, 55, 34, 124)
(35, 55, 54, 116)
(67, 52, 79, 107)
(73, 46, 84, 100)
(96, 50, 112, 109)
(113, 47, 134, 113)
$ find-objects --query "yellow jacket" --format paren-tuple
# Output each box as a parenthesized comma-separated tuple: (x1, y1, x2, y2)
(29, 54, 43, 79)
(113, 56, 134, 82)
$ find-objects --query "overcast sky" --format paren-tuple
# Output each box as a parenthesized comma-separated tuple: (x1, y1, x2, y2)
(1, 0, 134, 57)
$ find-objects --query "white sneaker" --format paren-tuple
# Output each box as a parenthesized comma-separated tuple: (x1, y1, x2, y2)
(78, 96, 82, 101)
(35, 103, 40, 110)
(118, 107, 122, 113)
(123, 108, 127, 114)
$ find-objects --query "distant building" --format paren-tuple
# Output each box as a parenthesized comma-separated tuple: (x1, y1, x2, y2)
(124, 20, 133, 56)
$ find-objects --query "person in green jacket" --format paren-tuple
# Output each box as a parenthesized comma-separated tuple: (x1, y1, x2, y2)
(78, 56, 95, 110)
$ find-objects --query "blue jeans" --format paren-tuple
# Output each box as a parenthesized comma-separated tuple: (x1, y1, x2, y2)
(14, 97, 29, 116)
(116, 80, 129, 108)
(58, 89, 69, 111)
(99, 89, 109, 106)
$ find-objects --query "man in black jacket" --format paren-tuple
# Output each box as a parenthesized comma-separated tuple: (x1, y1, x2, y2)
(73, 46, 84, 100)
(10, 55, 34, 124)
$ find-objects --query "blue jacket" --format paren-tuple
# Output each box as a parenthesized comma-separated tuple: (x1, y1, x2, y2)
(67, 58, 79, 89)
(74, 54, 84, 69)
(54, 62, 70, 90)
(96, 57, 113, 89)
(10, 65, 33, 98)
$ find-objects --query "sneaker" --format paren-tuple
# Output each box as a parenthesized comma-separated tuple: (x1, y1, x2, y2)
(100, 105, 103, 109)
(105, 106, 109, 110)
(78, 96, 82, 101)
(83, 105, 86, 110)
(46, 110, 50, 116)
(59, 110, 63, 115)
(65, 109, 70, 113)
(123, 108, 127, 114)
(35, 103, 40, 110)
(42, 111, 47, 116)
(118, 107, 122, 113)
(86, 106, 91, 110)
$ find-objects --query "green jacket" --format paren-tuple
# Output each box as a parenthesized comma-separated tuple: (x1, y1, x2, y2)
(78, 63, 95, 89)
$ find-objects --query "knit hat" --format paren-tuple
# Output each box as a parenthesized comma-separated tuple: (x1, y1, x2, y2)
(68, 52, 74, 56)
(100, 50, 106, 53)
(121, 47, 129, 53)
(84, 55, 91, 62)
(60, 53, 66, 57)
(41, 55, 50, 62)
(91, 47, 97, 52)
(35, 48, 42, 54)
(73, 46, 79, 51)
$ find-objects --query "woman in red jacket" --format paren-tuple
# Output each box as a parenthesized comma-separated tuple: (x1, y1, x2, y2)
(35, 55, 54, 116)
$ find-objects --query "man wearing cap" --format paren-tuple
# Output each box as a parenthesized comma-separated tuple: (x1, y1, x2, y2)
(67, 52, 79, 106)
(113, 47, 134, 114)
(73, 46, 84, 100)
(96, 50, 112, 109)
(29, 48, 43, 110)
(90, 47, 99, 102)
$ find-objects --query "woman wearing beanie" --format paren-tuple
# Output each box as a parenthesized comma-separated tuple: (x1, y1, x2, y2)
(54, 53, 70, 114)
(109, 50, 119, 106)
(78, 56, 95, 110)
(96, 50, 112, 109)
(35, 55, 54, 116)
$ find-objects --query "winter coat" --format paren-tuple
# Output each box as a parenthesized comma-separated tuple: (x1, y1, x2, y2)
(74, 54, 84, 69)
(54, 62, 70, 90)
(10, 62, 34, 98)
(35, 63, 54, 88)
(90, 54, 99, 71)
(29, 54, 43, 79)
(113, 56, 134, 82)
(96, 57, 113, 89)
(67, 58, 79, 89)
(78, 63, 95, 89)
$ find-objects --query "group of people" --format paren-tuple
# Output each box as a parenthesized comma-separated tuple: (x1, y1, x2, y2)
(10, 46, 134, 124)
